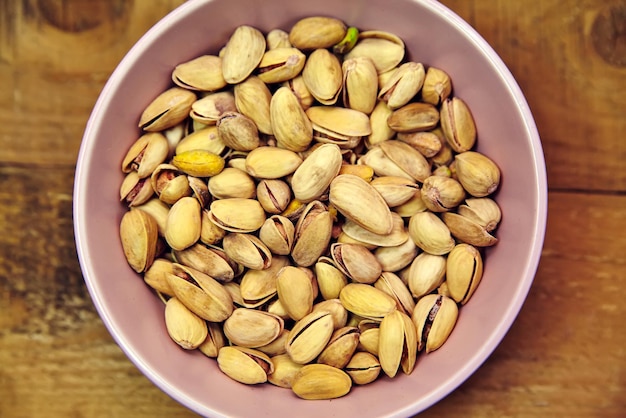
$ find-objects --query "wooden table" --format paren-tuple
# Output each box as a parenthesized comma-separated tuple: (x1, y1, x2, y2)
(1, 0, 624, 416)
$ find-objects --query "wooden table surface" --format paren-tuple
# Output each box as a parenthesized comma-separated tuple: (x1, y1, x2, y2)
(1, 0, 625, 416)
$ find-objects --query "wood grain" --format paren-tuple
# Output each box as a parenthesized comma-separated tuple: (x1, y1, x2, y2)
(1, 0, 625, 417)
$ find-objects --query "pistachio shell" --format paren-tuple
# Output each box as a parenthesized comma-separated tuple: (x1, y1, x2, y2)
(407, 252, 447, 299)
(139, 87, 196, 132)
(200, 209, 226, 245)
(441, 212, 498, 247)
(317, 326, 360, 368)
(378, 309, 417, 377)
(208, 167, 256, 200)
(291, 364, 352, 400)
(379, 140, 432, 182)
(270, 86, 313, 151)
(366, 100, 395, 147)
(374, 271, 416, 316)
(175, 126, 225, 156)
(342, 57, 378, 114)
(387, 102, 440, 133)
(189, 91, 237, 125)
(222, 233, 272, 270)
(421, 175, 466, 212)
(164, 297, 208, 350)
(445, 243, 484, 304)
(454, 151, 501, 197)
(397, 131, 443, 158)
(440, 97, 476, 153)
(245, 146, 303, 179)
(344, 30, 405, 73)
(289, 16, 347, 50)
(233, 75, 273, 135)
(374, 237, 418, 273)
(257, 47, 306, 84)
(259, 215, 295, 255)
(370, 176, 420, 208)
(412, 294, 458, 353)
(408, 211, 455, 255)
(268, 354, 304, 388)
(378, 62, 425, 110)
(121, 133, 169, 178)
(217, 346, 273, 384)
(421, 66, 452, 106)
(457, 197, 502, 232)
(339, 283, 397, 321)
(285, 310, 335, 364)
(239, 255, 290, 308)
(331, 243, 382, 284)
(291, 143, 342, 203)
(172, 55, 227, 92)
(172, 243, 238, 283)
(216, 111, 260, 151)
(276, 266, 315, 321)
(120, 209, 159, 273)
(291, 201, 333, 267)
(221, 25, 266, 84)
(311, 299, 349, 330)
(120, 171, 154, 207)
(223, 308, 284, 348)
(144, 258, 175, 295)
(266, 29, 292, 50)
(345, 351, 381, 385)
(150, 164, 191, 205)
(256, 180, 292, 214)
(165, 196, 201, 251)
(315, 258, 348, 300)
(198, 322, 227, 358)
(306, 106, 371, 147)
(209, 198, 266, 233)
(134, 198, 170, 236)
(302, 48, 343, 105)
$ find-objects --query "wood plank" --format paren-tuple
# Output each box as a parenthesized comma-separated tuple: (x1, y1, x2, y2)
(439, 0, 626, 192)
(1, 163, 624, 416)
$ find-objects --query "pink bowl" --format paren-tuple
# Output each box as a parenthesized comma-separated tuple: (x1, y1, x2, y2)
(74, 0, 547, 416)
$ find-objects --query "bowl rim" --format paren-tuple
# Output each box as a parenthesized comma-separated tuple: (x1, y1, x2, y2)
(73, 0, 548, 416)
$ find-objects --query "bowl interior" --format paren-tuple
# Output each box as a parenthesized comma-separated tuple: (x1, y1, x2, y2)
(74, 0, 547, 416)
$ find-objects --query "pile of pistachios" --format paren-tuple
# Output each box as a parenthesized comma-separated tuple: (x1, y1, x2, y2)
(118, 16, 502, 400)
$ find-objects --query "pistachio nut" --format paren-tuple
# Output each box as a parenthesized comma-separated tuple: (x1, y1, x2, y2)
(344, 30, 405, 73)
(150, 163, 192, 205)
(370, 176, 420, 208)
(166, 263, 234, 322)
(378, 62, 425, 110)
(441, 212, 498, 247)
(172, 55, 227, 92)
(239, 255, 290, 308)
(412, 294, 458, 353)
(306, 106, 371, 148)
(440, 97, 477, 153)
(339, 283, 397, 321)
(366, 100, 395, 146)
(378, 309, 417, 377)
(314, 257, 348, 300)
(266, 29, 292, 50)
(134, 198, 170, 236)
(209, 198, 266, 233)
(311, 298, 349, 330)
(216, 111, 260, 151)
(256, 180, 292, 214)
(345, 351, 381, 385)
(144, 258, 175, 296)
(139, 87, 196, 132)
(270, 86, 313, 152)
(289, 16, 347, 50)
(407, 252, 447, 299)
(457, 197, 502, 232)
(454, 151, 501, 197)
(397, 131, 443, 158)
(245, 146, 303, 179)
(421, 175, 466, 212)
(291, 364, 352, 400)
(217, 346, 274, 385)
(374, 237, 418, 272)
(165, 196, 201, 251)
(222, 233, 272, 270)
(445, 243, 483, 305)
(330, 243, 382, 284)
(268, 354, 304, 388)
(200, 209, 226, 245)
(175, 125, 225, 156)
(291, 143, 342, 203)
(291, 200, 333, 267)
(408, 211, 455, 255)
(421, 66, 452, 106)
(120, 171, 154, 207)
(172, 243, 239, 283)
(207, 167, 256, 200)
(259, 215, 295, 255)
(122, 132, 169, 178)
(172, 149, 225, 178)
(223, 308, 284, 348)
(276, 266, 315, 321)
(189, 91, 237, 125)
(164, 297, 208, 350)
(198, 321, 227, 358)
(342, 57, 378, 114)
(232, 75, 273, 135)
(338, 163, 374, 182)
(387, 102, 440, 133)
(221, 25, 266, 84)
(374, 271, 415, 316)
(329, 174, 393, 235)
(285, 310, 335, 364)
(317, 326, 360, 368)
(257, 47, 306, 84)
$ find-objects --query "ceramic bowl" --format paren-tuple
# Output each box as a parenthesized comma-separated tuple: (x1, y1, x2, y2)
(74, 0, 547, 416)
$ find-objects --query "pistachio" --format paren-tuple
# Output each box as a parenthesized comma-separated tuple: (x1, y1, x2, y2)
(223, 308, 284, 348)
(257, 329, 290, 356)
(407, 252, 447, 299)
(276, 266, 315, 321)
(314, 257, 348, 300)
(259, 215, 295, 255)
(139, 87, 196, 132)
(421, 66, 452, 106)
(331, 243, 382, 284)
(339, 283, 397, 321)
(378, 62, 425, 110)
(379, 309, 417, 377)
(457, 197, 502, 232)
(374, 237, 418, 273)
(222, 233, 272, 270)
(175, 126, 225, 156)
(317, 326, 360, 368)
(282, 75, 314, 110)
(216, 111, 260, 151)
(311, 299, 349, 330)
(289, 16, 347, 50)
(344, 30, 405, 73)
(291, 143, 342, 203)
(366, 100, 395, 146)
(200, 209, 226, 245)
(134, 198, 170, 236)
(370, 176, 420, 208)
(338, 163, 375, 182)
(121, 133, 169, 178)
(291, 364, 352, 400)
(412, 294, 458, 353)
(454, 151, 501, 197)
(257, 47, 306, 84)
(440, 97, 477, 153)
(397, 131, 443, 158)
(143, 258, 175, 296)
(189, 91, 237, 125)
(208, 167, 256, 200)
(345, 351, 381, 385)
(266, 29, 292, 50)
(445, 243, 484, 304)
(198, 322, 227, 358)
(379, 140, 432, 183)
(120, 171, 154, 207)
(221, 25, 266, 84)
(172, 55, 227, 92)
(306, 106, 371, 148)
(441, 212, 498, 247)
(172, 243, 239, 283)
(209, 198, 266, 233)
(150, 163, 192, 205)
(165, 196, 201, 251)
(342, 57, 378, 114)
(374, 271, 416, 316)
(164, 297, 208, 350)
(285, 310, 335, 364)
(408, 211, 455, 255)
(387, 102, 440, 133)
(245, 146, 303, 179)
(120, 209, 159, 273)
(268, 354, 303, 388)
(291, 201, 333, 267)
(256, 180, 292, 214)
(421, 175, 466, 212)
(270, 86, 313, 151)
(239, 255, 289, 308)
(172, 149, 225, 178)
(217, 346, 274, 384)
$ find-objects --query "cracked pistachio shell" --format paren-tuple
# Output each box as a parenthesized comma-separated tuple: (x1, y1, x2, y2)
(458, 197, 502, 232)
(245, 146, 303, 179)
(331, 243, 382, 284)
(454, 151, 501, 197)
(374, 237, 418, 273)
(239, 255, 289, 308)
(374, 272, 416, 316)
(358, 325, 380, 355)
(200, 209, 226, 245)
(120, 171, 154, 207)
(342, 57, 378, 114)
(285, 310, 335, 364)
(120, 209, 158, 273)
(175, 126, 225, 156)
(379, 309, 417, 377)
(134, 198, 169, 235)
(388, 102, 440, 133)
(150, 164, 192, 205)
(397, 131, 443, 158)
(345, 351, 381, 385)
(378, 62, 425, 110)
(339, 283, 397, 321)
(421, 66, 452, 106)
(317, 326, 360, 369)
(445, 243, 484, 305)
(172, 243, 238, 283)
(257, 180, 292, 214)
(276, 266, 315, 321)
(217, 111, 260, 151)
(122, 132, 169, 178)
(421, 175, 466, 212)
(366, 100, 395, 147)
(441, 212, 498, 247)
(223, 308, 284, 348)
(217, 346, 273, 385)
(359, 146, 413, 181)
(307, 106, 371, 148)
(312, 299, 349, 330)
(440, 97, 477, 153)
(315, 257, 348, 301)
(144, 258, 175, 296)
(329, 174, 393, 235)
(198, 321, 227, 358)
(407, 252, 447, 299)
(270, 86, 313, 152)
(291, 143, 342, 203)
(409, 211, 455, 255)
(209, 198, 266, 233)
(268, 354, 303, 388)
(291, 201, 333, 267)
(139, 87, 196, 132)
(172, 149, 225, 178)
(370, 176, 420, 208)
(164, 297, 208, 350)
(221, 25, 266, 84)
(266, 29, 292, 50)
(292, 364, 352, 400)
(234, 76, 273, 135)
(222, 233, 272, 270)
(186, 174, 210, 207)
(344, 30, 405, 73)
(189, 91, 237, 125)
(259, 215, 295, 255)
(166, 263, 234, 322)
(302, 48, 343, 105)
(172, 55, 227, 92)
(257, 47, 306, 84)
(165, 196, 201, 251)
(289, 16, 347, 50)
(412, 294, 458, 353)
(208, 167, 256, 200)
(379, 140, 432, 183)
